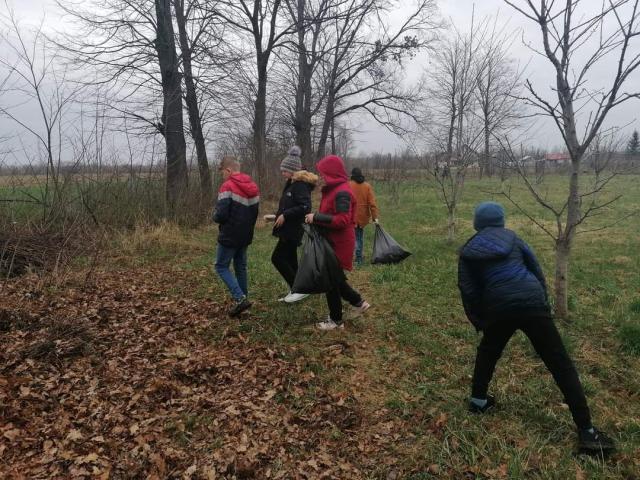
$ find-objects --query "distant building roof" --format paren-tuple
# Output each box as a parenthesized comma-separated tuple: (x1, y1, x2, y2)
(545, 152, 571, 161)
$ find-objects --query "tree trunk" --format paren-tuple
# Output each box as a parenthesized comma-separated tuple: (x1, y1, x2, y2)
(174, 0, 212, 206)
(317, 87, 335, 160)
(554, 237, 570, 320)
(483, 119, 491, 177)
(154, 0, 188, 212)
(447, 207, 456, 244)
(294, 0, 313, 165)
(554, 161, 581, 320)
(330, 117, 336, 154)
(253, 55, 268, 184)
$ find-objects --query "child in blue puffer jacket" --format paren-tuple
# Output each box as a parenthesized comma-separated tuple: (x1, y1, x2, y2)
(458, 202, 615, 455)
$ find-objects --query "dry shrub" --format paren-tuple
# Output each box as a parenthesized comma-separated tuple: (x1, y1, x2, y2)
(115, 220, 210, 258)
(0, 228, 80, 278)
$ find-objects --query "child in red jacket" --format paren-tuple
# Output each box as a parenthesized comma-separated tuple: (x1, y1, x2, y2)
(305, 155, 370, 330)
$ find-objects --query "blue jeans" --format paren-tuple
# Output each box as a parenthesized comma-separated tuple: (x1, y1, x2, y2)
(354, 227, 364, 265)
(215, 244, 248, 301)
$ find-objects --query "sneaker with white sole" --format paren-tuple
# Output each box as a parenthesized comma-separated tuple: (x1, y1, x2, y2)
(284, 292, 310, 303)
(346, 300, 370, 319)
(278, 292, 291, 302)
(315, 317, 344, 330)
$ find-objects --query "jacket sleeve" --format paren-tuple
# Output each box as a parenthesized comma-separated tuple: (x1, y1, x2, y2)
(368, 185, 379, 220)
(314, 191, 352, 230)
(520, 239, 548, 298)
(458, 255, 483, 330)
(282, 183, 311, 221)
(213, 187, 232, 224)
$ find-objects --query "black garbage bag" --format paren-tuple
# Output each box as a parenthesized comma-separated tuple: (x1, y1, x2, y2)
(371, 224, 411, 264)
(292, 225, 346, 294)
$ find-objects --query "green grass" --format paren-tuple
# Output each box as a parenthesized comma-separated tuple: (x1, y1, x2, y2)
(112, 173, 640, 478)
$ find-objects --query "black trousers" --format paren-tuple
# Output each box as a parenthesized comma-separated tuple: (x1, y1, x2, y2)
(472, 314, 592, 429)
(271, 238, 299, 288)
(326, 279, 362, 324)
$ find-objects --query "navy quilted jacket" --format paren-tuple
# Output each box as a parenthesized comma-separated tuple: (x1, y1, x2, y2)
(458, 227, 549, 330)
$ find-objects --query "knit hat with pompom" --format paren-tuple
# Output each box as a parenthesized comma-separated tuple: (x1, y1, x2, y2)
(281, 146, 303, 173)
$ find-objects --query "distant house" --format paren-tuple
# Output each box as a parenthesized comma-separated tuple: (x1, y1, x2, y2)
(544, 152, 571, 167)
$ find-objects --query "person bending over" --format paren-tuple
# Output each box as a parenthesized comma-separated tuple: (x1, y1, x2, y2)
(458, 201, 615, 454)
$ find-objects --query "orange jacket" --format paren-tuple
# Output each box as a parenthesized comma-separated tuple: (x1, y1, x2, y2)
(349, 180, 379, 227)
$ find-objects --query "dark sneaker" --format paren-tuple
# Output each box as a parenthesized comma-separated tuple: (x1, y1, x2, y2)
(229, 298, 252, 317)
(468, 395, 496, 414)
(578, 427, 616, 455)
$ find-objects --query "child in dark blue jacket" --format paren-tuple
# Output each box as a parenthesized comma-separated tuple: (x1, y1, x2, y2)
(458, 202, 615, 454)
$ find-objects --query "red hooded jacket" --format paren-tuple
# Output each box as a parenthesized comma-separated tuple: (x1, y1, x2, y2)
(314, 155, 357, 271)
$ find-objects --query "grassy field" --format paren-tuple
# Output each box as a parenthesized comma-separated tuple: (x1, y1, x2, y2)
(127, 175, 640, 476)
(2, 174, 639, 478)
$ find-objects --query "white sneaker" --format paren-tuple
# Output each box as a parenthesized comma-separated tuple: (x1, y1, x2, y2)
(315, 317, 344, 330)
(284, 292, 310, 303)
(347, 301, 371, 319)
(278, 292, 291, 302)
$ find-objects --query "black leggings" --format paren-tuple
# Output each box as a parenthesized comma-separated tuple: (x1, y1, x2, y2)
(326, 279, 362, 324)
(271, 238, 299, 288)
(472, 314, 591, 429)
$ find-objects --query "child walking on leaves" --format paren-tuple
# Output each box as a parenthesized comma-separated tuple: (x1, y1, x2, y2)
(270, 146, 318, 303)
(305, 155, 370, 330)
(213, 156, 260, 317)
(458, 202, 615, 454)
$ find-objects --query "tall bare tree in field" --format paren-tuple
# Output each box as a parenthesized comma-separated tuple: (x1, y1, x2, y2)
(283, 0, 335, 163)
(155, 0, 189, 209)
(173, 0, 213, 204)
(504, 0, 640, 319)
(502, 0, 640, 319)
(315, 0, 438, 159)
(212, 0, 295, 184)
(474, 20, 522, 177)
(423, 25, 486, 243)
(0, 7, 82, 220)
(58, 0, 191, 211)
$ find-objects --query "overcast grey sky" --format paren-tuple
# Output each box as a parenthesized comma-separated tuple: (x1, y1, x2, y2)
(352, 0, 640, 154)
(2, 0, 640, 160)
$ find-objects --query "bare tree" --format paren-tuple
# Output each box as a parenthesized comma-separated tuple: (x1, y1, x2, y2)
(58, 0, 190, 211)
(283, 0, 336, 163)
(212, 0, 296, 184)
(155, 0, 189, 209)
(174, 0, 213, 204)
(504, 0, 640, 319)
(420, 25, 486, 243)
(474, 18, 522, 177)
(315, 0, 438, 159)
(0, 6, 82, 220)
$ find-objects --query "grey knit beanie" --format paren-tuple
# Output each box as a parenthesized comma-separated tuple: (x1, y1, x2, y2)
(281, 145, 303, 173)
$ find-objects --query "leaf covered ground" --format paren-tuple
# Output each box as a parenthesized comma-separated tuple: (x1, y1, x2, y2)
(1, 176, 640, 479)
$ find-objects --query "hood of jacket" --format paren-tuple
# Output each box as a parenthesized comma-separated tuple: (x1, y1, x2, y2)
(316, 155, 348, 187)
(461, 227, 516, 260)
(292, 170, 319, 186)
(228, 172, 259, 197)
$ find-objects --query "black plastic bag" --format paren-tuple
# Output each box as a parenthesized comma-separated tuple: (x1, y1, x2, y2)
(371, 224, 411, 264)
(292, 225, 346, 294)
